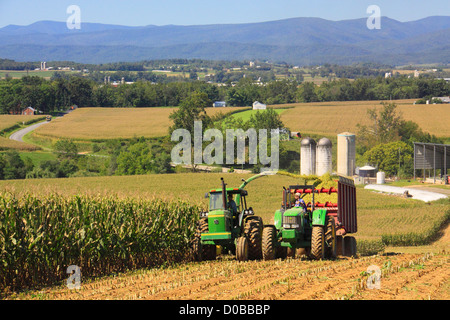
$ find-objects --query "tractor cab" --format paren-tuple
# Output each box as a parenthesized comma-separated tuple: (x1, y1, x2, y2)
(193, 175, 266, 262)
(205, 187, 253, 232)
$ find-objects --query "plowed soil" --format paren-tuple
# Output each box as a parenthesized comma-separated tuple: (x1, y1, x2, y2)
(16, 250, 448, 300)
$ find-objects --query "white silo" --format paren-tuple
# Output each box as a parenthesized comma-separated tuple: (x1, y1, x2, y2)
(301, 138, 316, 175)
(337, 132, 356, 176)
(316, 138, 332, 176)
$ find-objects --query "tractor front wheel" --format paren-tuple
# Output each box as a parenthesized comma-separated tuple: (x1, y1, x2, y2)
(236, 236, 249, 262)
(262, 226, 276, 260)
(192, 218, 216, 261)
(310, 226, 325, 260)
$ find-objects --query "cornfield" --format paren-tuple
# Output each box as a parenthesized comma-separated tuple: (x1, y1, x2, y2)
(0, 192, 202, 293)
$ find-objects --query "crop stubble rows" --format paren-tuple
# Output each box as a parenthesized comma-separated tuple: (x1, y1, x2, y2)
(27, 252, 448, 300)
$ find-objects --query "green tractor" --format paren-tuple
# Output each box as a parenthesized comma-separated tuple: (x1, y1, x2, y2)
(192, 174, 267, 262)
(262, 176, 357, 260)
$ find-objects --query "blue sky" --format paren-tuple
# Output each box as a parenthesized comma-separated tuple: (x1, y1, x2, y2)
(0, 0, 449, 27)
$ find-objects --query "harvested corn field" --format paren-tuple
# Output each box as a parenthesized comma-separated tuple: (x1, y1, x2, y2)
(11, 251, 449, 300)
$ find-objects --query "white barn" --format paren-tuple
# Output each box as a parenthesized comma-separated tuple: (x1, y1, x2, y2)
(252, 101, 267, 110)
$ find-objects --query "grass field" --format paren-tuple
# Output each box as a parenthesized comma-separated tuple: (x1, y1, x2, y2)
(33, 107, 249, 140)
(17, 151, 56, 166)
(231, 108, 287, 122)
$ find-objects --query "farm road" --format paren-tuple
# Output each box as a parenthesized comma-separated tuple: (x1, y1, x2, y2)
(9, 121, 48, 142)
(364, 184, 448, 202)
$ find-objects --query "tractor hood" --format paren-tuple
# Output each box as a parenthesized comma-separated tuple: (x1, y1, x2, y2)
(283, 207, 304, 217)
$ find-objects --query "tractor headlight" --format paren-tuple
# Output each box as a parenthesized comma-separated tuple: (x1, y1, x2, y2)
(283, 224, 291, 229)
(200, 211, 208, 218)
(291, 224, 300, 229)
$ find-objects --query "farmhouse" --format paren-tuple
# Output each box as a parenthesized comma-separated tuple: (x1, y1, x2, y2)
(22, 106, 36, 115)
(252, 101, 266, 110)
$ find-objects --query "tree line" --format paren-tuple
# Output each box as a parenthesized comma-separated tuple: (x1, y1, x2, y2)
(1, 74, 449, 114)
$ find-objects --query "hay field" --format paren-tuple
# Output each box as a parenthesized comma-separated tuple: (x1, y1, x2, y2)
(0, 137, 40, 151)
(34, 107, 248, 140)
(0, 115, 44, 132)
(32, 100, 449, 141)
(0, 115, 45, 150)
(276, 99, 450, 138)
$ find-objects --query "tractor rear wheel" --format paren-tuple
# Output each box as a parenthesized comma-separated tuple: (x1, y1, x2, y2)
(236, 236, 249, 262)
(325, 217, 337, 259)
(244, 217, 263, 260)
(310, 226, 325, 260)
(192, 218, 216, 261)
(262, 226, 276, 260)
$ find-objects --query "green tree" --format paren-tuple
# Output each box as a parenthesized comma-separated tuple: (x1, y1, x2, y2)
(297, 82, 319, 102)
(2, 150, 26, 179)
(169, 91, 212, 136)
(67, 77, 93, 108)
(54, 139, 79, 160)
(364, 141, 413, 177)
(357, 102, 403, 147)
(247, 108, 284, 131)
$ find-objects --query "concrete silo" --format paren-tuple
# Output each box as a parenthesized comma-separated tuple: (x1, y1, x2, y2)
(337, 132, 356, 176)
(300, 137, 316, 175)
(316, 138, 332, 176)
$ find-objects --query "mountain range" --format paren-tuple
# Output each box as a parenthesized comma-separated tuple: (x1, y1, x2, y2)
(0, 16, 449, 65)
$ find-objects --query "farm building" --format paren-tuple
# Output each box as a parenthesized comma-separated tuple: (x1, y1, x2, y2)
(22, 107, 36, 115)
(414, 142, 450, 184)
(432, 96, 450, 103)
(252, 101, 267, 110)
(356, 165, 377, 178)
(213, 101, 226, 107)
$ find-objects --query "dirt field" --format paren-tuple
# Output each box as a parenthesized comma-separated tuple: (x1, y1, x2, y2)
(11, 224, 449, 300)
